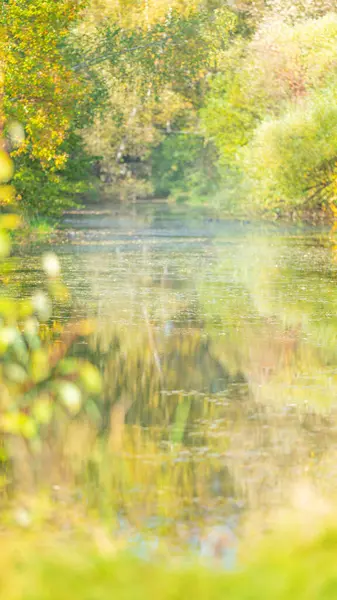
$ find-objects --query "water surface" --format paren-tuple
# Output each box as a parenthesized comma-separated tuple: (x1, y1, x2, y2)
(16, 203, 337, 553)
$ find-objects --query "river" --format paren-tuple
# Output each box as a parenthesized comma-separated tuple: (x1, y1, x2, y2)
(15, 202, 337, 559)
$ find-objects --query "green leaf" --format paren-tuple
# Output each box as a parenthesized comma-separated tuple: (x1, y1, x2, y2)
(30, 349, 50, 383)
(33, 397, 53, 425)
(79, 363, 102, 395)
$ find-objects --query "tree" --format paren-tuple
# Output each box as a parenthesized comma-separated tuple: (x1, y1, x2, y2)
(81, 1, 237, 201)
(0, 65, 102, 478)
(202, 12, 337, 215)
(0, 0, 102, 218)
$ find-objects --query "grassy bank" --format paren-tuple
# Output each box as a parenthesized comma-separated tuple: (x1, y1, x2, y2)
(2, 501, 337, 600)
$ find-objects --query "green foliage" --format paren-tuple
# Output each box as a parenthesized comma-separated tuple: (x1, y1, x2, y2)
(82, 2, 238, 202)
(242, 84, 337, 212)
(3, 508, 337, 599)
(0, 0, 105, 218)
(202, 12, 337, 216)
(13, 133, 98, 219)
(201, 51, 260, 168)
(0, 227, 102, 442)
(0, 0, 241, 215)
(6, 0, 337, 219)
(1, 0, 90, 166)
(151, 134, 220, 202)
(0, 135, 102, 449)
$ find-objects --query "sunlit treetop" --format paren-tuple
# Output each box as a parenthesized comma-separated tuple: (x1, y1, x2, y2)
(76, 0, 237, 99)
(84, 0, 206, 28)
(227, 0, 336, 23)
(0, 0, 92, 171)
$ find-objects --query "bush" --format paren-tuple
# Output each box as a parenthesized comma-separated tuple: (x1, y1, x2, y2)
(202, 13, 337, 215)
(13, 133, 98, 220)
(0, 145, 102, 485)
(242, 84, 337, 213)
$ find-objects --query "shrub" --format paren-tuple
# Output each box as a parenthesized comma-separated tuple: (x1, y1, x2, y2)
(242, 84, 337, 212)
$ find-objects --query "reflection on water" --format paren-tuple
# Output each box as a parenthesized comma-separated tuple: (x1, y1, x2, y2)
(14, 204, 337, 550)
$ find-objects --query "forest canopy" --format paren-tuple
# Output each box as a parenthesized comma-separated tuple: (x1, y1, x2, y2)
(1, 0, 337, 218)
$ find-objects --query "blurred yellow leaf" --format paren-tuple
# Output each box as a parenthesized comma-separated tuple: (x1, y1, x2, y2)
(0, 185, 16, 205)
(79, 363, 102, 395)
(0, 151, 14, 183)
(0, 214, 21, 230)
(0, 411, 21, 435)
(18, 300, 34, 320)
(20, 416, 38, 439)
(33, 396, 53, 425)
(0, 231, 11, 259)
(0, 298, 16, 318)
(30, 349, 50, 383)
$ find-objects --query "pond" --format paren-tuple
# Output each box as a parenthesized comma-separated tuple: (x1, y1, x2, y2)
(15, 203, 337, 558)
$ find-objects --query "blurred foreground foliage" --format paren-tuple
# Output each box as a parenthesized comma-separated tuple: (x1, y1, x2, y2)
(0, 226, 102, 446)
(0, 139, 101, 482)
(2, 488, 337, 599)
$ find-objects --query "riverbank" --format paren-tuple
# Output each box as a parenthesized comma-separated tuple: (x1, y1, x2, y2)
(66, 197, 337, 228)
(12, 198, 337, 254)
(2, 487, 337, 599)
